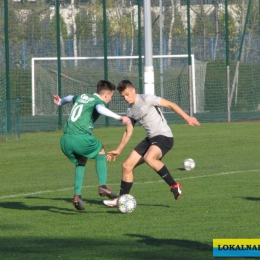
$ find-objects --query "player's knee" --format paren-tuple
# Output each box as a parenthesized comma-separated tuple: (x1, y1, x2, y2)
(143, 155, 152, 165)
(143, 156, 158, 168)
(77, 156, 87, 166)
(121, 161, 133, 172)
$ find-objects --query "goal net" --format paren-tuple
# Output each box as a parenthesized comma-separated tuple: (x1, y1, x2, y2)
(31, 55, 207, 116)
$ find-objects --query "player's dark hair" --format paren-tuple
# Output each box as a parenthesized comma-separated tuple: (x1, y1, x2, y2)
(96, 80, 116, 94)
(117, 80, 134, 93)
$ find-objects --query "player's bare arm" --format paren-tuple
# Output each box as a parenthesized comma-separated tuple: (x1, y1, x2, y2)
(160, 98, 200, 126)
(107, 124, 134, 161)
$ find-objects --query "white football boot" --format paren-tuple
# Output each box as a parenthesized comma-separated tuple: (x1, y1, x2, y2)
(103, 198, 118, 207)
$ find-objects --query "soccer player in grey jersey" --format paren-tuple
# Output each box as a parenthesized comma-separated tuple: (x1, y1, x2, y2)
(54, 80, 130, 210)
(103, 80, 200, 207)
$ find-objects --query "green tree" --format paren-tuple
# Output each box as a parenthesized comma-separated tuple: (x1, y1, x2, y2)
(107, 0, 137, 39)
(229, 0, 260, 62)
(192, 12, 214, 37)
(247, 1, 260, 35)
(6, 8, 25, 45)
(231, 0, 259, 35)
(192, 10, 214, 60)
(75, 11, 93, 40)
(159, 1, 186, 55)
(151, 7, 186, 39)
(75, 2, 114, 40)
(219, 12, 237, 37)
(25, 11, 43, 41)
(219, 11, 238, 60)
(49, 14, 68, 40)
(171, 8, 186, 37)
(49, 14, 68, 58)
(151, 10, 160, 39)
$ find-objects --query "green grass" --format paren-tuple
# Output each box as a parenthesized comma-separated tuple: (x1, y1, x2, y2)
(0, 122, 259, 260)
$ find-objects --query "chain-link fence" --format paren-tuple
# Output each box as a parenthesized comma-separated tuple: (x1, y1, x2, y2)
(0, 100, 20, 140)
(1, 0, 259, 134)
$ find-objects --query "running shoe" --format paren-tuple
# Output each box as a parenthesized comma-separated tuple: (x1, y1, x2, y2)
(73, 194, 85, 210)
(103, 198, 118, 208)
(170, 183, 182, 200)
(98, 185, 118, 199)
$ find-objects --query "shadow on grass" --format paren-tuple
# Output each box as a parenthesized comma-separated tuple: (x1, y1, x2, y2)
(242, 196, 260, 201)
(0, 196, 106, 215)
(0, 201, 81, 214)
(127, 234, 211, 251)
(136, 203, 170, 208)
(0, 235, 214, 260)
(25, 196, 103, 205)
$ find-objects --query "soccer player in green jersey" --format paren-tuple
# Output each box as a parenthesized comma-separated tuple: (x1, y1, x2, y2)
(53, 80, 130, 210)
(103, 80, 200, 207)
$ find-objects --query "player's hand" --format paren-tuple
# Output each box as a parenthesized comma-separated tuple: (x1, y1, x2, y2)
(106, 150, 120, 161)
(120, 116, 131, 125)
(186, 116, 200, 126)
(53, 94, 61, 106)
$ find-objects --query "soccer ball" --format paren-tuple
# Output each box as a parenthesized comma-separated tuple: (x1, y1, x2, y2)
(117, 194, 137, 214)
(182, 158, 195, 171)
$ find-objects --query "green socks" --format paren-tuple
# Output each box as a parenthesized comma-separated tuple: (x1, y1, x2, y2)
(74, 165, 85, 195)
(95, 154, 107, 185)
(74, 154, 107, 195)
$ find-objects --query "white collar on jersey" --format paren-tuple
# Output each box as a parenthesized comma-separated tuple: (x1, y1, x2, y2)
(93, 93, 100, 99)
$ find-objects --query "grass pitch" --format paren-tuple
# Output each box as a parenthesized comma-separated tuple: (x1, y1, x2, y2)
(0, 122, 259, 260)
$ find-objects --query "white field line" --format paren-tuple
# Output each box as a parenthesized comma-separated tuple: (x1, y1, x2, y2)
(0, 169, 258, 200)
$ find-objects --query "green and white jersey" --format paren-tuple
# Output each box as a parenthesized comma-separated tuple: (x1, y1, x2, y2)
(63, 93, 106, 135)
(127, 94, 173, 138)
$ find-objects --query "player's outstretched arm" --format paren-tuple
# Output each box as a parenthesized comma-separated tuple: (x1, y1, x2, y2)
(107, 124, 134, 161)
(184, 115, 200, 126)
(160, 98, 200, 126)
(53, 94, 74, 106)
(53, 94, 61, 106)
(120, 116, 131, 125)
(95, 104, 131, 125)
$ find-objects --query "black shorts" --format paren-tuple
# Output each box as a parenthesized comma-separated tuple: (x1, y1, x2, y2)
(134, 135, 174, 158)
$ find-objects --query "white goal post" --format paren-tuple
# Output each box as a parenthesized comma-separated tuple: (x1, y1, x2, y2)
(32, 54, 204, 116)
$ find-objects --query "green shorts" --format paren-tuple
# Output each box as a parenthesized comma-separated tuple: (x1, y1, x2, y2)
(60, 134, 102, 165)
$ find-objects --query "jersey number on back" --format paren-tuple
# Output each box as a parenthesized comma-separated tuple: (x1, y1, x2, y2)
(69, 103, 83, 122)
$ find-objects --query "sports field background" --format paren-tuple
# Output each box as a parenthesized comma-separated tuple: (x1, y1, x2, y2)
(1, 1, 260, 140)
(0, 122, 259, 260)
